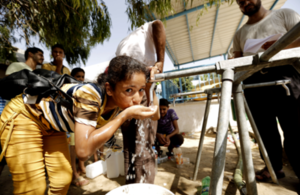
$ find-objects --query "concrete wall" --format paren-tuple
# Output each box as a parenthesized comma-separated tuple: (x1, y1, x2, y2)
(169, 99, 251, 133)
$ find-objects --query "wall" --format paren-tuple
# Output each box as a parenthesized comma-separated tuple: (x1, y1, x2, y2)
(169, 99, 251, 133)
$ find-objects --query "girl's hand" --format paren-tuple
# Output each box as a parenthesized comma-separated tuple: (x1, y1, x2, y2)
(125, 105, 158, 120)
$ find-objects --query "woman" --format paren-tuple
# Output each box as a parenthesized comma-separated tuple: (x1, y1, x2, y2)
(0, 56, 159, 195)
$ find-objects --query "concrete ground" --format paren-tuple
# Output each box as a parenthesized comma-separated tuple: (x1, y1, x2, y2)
(0, 131, 299, 195)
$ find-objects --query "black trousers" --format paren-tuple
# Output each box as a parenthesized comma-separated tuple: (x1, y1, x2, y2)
(155, 134, 184, 154)
(244, 65, 300, 178)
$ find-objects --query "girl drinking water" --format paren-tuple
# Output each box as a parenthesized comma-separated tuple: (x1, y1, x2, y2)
(0, 56, 159, 195)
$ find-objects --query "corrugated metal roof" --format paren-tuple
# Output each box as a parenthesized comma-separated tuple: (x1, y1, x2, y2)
(149, 0, 287, 66)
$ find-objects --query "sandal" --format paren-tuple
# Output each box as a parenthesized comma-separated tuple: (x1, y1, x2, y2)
(255, 167, 285, 182)
(72, 176, 90, 187)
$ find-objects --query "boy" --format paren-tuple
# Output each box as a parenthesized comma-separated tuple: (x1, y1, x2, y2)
(156, 98, 184, 157)
(42, 44, 71, 75)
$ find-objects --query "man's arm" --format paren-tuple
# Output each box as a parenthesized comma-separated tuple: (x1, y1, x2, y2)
(166, 120, 179, 139)
(150, 20, 166, 80)
(233, 51, 243, 58)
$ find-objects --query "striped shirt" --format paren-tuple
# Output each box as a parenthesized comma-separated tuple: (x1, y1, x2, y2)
(23, 83, 119, 132)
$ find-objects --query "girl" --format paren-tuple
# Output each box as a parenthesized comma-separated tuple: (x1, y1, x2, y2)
(0, 56, 159, 195)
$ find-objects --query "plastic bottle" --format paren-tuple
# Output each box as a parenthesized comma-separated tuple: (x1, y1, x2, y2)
(183, 157, 190, 165)
(159, 156, 168, 163)
(173, 146, 183, 168)
(200, 176, 211, 195)
(152, 146, 158, 174)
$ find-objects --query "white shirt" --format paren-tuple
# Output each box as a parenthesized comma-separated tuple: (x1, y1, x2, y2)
(5, 62, 32, 75)
(233, 8, 300, 56)
(115, 21, 156, 66)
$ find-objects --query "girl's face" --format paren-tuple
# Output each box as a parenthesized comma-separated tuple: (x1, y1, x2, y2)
(106, 72, 146, 110)
(74, 71, 85, 82)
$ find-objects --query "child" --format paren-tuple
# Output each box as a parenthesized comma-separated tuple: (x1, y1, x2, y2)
(69, 67, 89, 186)
(71, 68, 85, 82)
(156, 98, 184, 157)
(0, 56, 159, 195)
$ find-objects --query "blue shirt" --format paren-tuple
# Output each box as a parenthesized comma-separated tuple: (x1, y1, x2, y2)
(157, 109, 179, 134)
(0, 96, 6, 115)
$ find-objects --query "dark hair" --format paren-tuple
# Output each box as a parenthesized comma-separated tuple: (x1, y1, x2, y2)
(71, 68, 85, 77)
(97, 56, 148, 90)
(52, 44, 64, 52)
(159, 98, 169, 107)
(25, 47, 43, 60)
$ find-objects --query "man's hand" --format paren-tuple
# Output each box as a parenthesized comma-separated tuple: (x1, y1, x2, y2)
(164, 135, 170, 147)
(261, 40, 276, 50)
(149, 62, 163, 81)
(156, 133, 167, 145)
(54, 56, 64, 67)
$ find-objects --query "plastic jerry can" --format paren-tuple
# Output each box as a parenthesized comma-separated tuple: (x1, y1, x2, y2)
(86, 160, 107, 179)
(106, 150, 119, 178)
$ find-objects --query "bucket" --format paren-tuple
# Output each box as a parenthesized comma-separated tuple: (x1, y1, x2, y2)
(106, 184, 174, 195)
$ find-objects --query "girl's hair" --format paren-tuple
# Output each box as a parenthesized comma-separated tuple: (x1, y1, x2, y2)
(97, 56, 149, 90)
(159, 98, 169, 107)
(71, 67, 85, 77)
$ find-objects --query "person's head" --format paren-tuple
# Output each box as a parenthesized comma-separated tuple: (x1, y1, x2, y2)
(236, 0, 262, 16)
(25, 47, 44, 65)
(159, 98, 169, 117)
(51, 44, 65, 60)
(97, 56, 149, 110)
(71, 68, 85, 81)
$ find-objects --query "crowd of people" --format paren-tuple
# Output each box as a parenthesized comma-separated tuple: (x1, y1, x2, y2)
(0, 0, 300, 194)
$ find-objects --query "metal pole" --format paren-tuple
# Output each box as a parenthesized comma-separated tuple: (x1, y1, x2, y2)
(209, 69, 234, 195)
(154, 65, 216, 81)
(244, 96, 279, 184)
(233, 84, 257, 195)
(260, 22, 300, 62)
(193, 93, 213, 181)
(243, 80, 290, 89)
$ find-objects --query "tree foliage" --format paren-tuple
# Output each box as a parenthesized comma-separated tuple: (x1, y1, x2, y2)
(0, 0, 111, 65)
(0, 0, 234, 65)
(172, 76, 194, 92)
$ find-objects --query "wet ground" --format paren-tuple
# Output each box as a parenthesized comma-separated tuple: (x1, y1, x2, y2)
(0, 131, 299, 195)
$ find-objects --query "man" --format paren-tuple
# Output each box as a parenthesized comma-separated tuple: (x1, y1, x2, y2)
(116, 20, 166, 184)
(233, 0, 300, 182)
(155, 98, 184, 158)
(42, 44, 71, 75)
(6, 47, 44, 75)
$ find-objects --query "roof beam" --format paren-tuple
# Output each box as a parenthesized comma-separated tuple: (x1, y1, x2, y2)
(165, 1, 213, 21)
(186, 14, 195, 61)
(227, 0, 280, 54)
(209, 7, 219, 57)
(270, 0, 279, 10)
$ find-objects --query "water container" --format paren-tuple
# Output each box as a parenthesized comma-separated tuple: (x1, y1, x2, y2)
(86, 160, 107, 179)
(106, 150, 119, 178)
(106, 183, 174, 195)
(117, 150, 125, 176)
(173, 146, 183, 168)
